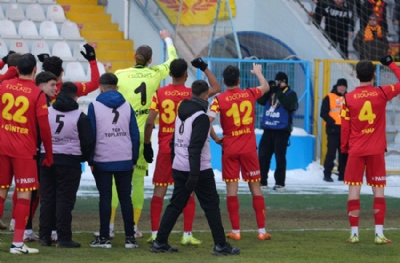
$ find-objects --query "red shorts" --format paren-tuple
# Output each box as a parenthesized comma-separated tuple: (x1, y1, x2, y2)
(0, 155, 38, 191)
(152, 152, 173, 186)
(222, 151, 261, 182)
(344, 154, 386, 187)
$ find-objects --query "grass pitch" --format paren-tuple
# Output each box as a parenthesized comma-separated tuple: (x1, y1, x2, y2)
(1, 193, 400, 263)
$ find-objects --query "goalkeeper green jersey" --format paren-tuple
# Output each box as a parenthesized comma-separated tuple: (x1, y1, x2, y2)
(115, 45, 178, 132)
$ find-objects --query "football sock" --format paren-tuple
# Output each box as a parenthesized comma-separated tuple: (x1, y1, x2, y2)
(252, 195, 266, 229)
(25, 229, 33, 235)
(258, 228, 266, 234)
(11, 189, 17, 220)
(30, 192, 40, 220)
(13, 198, 30, 243)
(109, 223, 114, 232)
(227, 196, 240, 231)
(183, 195, 196, 232)
(184, 231, 192, 237)
(0, 196, 4, 219)
(150, 196, 163, 231)
(374, 197, 386, 236)
(110, 206, 117, 224)
(134, 208, 142, 227)
(347, 199, 360, 235)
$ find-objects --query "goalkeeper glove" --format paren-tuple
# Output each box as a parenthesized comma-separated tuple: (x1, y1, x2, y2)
(37, 53, 50, 62)
(80, 44, 96, 61)
(143, 143, 154, 163)
(380, 55, 393, 66)
(191, 57, 208, 71)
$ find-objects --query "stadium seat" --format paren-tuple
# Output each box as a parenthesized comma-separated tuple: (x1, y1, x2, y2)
(0, 64, 8, 75)
(46, 4, 66, 22)
(0, 19, 20, 38)
(5, 3, 25, 21)
(61, 20, 84, 40)
(18, 20, 42, 39)
(9, 39, 29, 54)
(31, 40, 50, 56)
(26, 3, 46, 21)
(65, 61, 87, 80)
(52, 41, 75, 61)
(72, 43, 87, 61)
(38, 0, 55, 3)
(39, 20, 62, 39)
(0, 39, 9, 57)
(0, 0, 16, 3)
(87, 61, 106, 78)
(0, 6, 4, 19)
(17, 0, 37, 3)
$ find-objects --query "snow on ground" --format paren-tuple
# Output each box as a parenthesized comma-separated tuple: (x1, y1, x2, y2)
(78, 128, 400, 198)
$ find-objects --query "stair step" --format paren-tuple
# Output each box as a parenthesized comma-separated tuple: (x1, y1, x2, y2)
(79, 23, 119, 31)
(86, 40, 134, 50)
(62, 4, 105, 14)
(57, 0, 97, 5)
(66, 13, 111, 23)
(96, 50, 136, 61)
(81, 31, 124, 40)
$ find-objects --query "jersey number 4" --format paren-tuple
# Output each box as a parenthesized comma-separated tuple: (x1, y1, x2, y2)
(1, 93, 29, 124)
(358, 100, 376, 124)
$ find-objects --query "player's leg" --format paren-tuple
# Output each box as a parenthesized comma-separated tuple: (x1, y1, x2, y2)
(9, 188, 17, 232)
(148, 152, 171, 242)
(90, 168, 113, 248)
(258, 131, 273, 187)
(152, 170, 190, 253)
(345, 155, 364, 243)
(367, 154, 391, 244)
(132, 141, 147, 238)
(273, 131, 290, 189)
(0, 155, 13, 233)
(242, 152, 271, 240)
(223, 153, 241, 240)
(55, 165, 81, 248)
(39, 165, 56, 246)
(24, 190, 39, 241)
(181, 193, 201, 245)
(114, 170, 138, 248)
(11, 157, 39, 254)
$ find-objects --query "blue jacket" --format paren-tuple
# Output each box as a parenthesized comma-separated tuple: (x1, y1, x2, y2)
(88, 90, 140, 171)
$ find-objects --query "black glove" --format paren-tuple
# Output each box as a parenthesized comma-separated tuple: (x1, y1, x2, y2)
(185, 174, 199, 192)
(2, 51, 16, 64)
(37, 53, 50, 62)
(191, 57, 208, 71)
(143, 143, 153, 163)
(380, 55, 393, 66)
(80, 43, 96, 61)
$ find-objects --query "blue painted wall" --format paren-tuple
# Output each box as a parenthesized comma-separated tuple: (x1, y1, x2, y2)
(210, 134, 315, 171)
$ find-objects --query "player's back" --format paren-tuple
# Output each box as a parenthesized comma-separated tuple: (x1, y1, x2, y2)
(0, 78, 47, 158)
(214, 87, 261, 154)
(115, 66, 168, 130)
(154, 84, 191, 153)
(345, 85, 388, 156)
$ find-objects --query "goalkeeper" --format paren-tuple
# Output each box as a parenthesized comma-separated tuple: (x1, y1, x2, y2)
(100, 30, 178, 238)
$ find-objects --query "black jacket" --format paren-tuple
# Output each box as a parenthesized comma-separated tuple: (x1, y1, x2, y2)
(314, 1, 354, 36)
(41, 92, 94, 169)
(170, 97, 210, 175)
(320, 85, 343, 134)
(257, 86, 298, 133)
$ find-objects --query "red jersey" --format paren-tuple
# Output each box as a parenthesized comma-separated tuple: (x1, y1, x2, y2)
(0, 78, 49, 159)
(341, 83, 400, 156)
(50, 60, 100, 101)
(150, 84, 192, 153)
(209, 87, 262, 154)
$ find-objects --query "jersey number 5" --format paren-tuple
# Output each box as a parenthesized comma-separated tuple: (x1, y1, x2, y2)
(1, 93, 29, 124)
(226, 101, 253, 127)
(358, 100, 376, 124)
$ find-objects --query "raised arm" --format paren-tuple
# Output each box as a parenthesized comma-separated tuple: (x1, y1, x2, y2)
(156, 30, 179, 79)
(191, 57, 222, 97)
(76, 44, 100, 97)
(251, 63, 269, 95)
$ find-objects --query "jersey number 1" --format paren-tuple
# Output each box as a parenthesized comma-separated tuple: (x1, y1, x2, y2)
(134, 82, 147, 106)
(226, 101, 253, 127)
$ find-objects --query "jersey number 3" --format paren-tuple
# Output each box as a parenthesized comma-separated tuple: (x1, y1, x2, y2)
(1, 93, 29, 124)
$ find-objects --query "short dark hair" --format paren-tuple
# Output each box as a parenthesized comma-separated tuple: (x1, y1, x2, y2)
(7, 53, 21, 67)
(99, 72, 118, 90)
(42, 56, 63, 77)
(356, 60, 375, 82)
(17, 53, 36, 76)
(192, 80, 209, 96)
(223, 65, 240, 87)
(135, 45, 152, 66)
(60, 82, 78, 98)
(35, 71, 57, 86)
(170, 59, 188, 78)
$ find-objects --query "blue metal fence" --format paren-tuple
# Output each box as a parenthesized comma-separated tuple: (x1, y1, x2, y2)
(195, 58, 313, 134)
